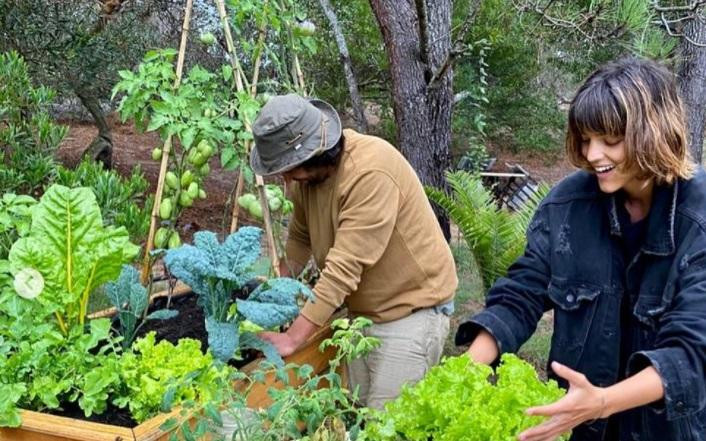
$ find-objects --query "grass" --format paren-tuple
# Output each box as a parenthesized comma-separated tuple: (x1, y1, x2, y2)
(444, 241, 553, 376)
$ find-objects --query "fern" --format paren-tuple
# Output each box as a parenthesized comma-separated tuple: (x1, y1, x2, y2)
(427, 171, 548, 290)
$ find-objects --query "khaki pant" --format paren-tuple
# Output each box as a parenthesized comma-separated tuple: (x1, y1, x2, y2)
(346, 307, 450, 410)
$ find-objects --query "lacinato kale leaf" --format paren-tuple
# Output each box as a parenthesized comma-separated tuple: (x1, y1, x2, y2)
(236, 277, 313, 329)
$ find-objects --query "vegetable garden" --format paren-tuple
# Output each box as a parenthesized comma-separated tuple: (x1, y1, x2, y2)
(9, 0, 691, 439)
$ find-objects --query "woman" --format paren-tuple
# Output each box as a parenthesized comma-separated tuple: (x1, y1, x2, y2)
(456, 57, 706, 441)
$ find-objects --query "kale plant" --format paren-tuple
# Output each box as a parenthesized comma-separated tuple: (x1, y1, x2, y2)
(164, 227, 312, 363)
(105, 265, 178, 349)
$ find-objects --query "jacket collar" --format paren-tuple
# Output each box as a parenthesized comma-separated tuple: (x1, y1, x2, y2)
(608, 180, 678, 256)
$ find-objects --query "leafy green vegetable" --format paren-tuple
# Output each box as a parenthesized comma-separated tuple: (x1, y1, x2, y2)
(164, 228, 312, 363)
(0, 193, 36, 260)
(360, 354, 568, 441)
(105, 265, 178, 349)
(114, 332, 232, 423)
(7, 185, 139, 332)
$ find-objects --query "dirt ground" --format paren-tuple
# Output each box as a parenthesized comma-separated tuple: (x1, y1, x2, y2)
(57, 116, 574, 223)
(57, 116, 246, 237)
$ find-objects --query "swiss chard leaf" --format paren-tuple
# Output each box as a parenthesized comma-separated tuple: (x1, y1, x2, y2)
(7, 185, 139, 327)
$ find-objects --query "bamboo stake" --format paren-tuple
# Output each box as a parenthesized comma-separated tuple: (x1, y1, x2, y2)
(214, 0, 280, 276)
(293, 53, 306, 91)
(140, 0, 193, 284)
(229, 0, 269, 233)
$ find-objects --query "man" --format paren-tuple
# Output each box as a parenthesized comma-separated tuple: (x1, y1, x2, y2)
(252, 94, 457, 409)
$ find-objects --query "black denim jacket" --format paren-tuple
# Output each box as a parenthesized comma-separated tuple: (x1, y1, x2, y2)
(457, 169, 706, 441)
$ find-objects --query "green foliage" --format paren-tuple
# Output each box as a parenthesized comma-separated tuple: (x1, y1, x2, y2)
(0, 51, 66, 195)
(360, 354, 567, 441)
(105, 265, 178, 350)
(164, 317, 379, 441)
(164, 228, 312, 363)
(114, 332, 232, 423)
(112, 49, 246, 243)
(453, 0, 565, 154)
(55, 159, 153, 244)
(426, 171, 548, 290)
(0, 311, 122, 426)
(0, 1, 156, 115)
(7, 184, 140, 332)
(0, 193, 36, 260)
(299, 0, 388, 112)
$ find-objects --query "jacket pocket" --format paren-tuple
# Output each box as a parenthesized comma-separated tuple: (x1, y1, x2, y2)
(633, 283, 674, 327)
(547, 277, 602, 367)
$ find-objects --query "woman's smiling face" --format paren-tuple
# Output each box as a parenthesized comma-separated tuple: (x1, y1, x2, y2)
(580, 132, 634, 194)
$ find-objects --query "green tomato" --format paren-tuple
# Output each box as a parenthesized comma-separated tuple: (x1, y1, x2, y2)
(179, 192, 194, 207)
(248, 200, 263, 219)
(198, 189, 207, 199)
(268, 197, 282, 212)
(198, 163, 210, 176)
(159, 198, 173, 219)
(191, 152, 208, 167)
(282, 200, 293, 215)
(165, 171, 179, 189)
(196, 140, 214, 158)
(168, 232, 182, 249)
(187, 182, 199, 199)
(180, 170, 194, 187)
(238, 193, 257, 209)
(151, 147, 163, 161)
(265, 184, 283, 199)
(154, 227, 170, 248)
(293, 20, 316, 37)
(199, 32, 216, 45)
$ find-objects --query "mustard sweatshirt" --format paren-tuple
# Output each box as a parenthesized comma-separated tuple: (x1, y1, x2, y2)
(286, 129, 458, 326)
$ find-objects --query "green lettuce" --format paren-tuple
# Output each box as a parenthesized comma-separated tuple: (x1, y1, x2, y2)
(361, 354, 568, 441)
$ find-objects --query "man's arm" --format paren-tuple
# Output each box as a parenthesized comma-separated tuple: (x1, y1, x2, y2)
(259, 314, 319, 357)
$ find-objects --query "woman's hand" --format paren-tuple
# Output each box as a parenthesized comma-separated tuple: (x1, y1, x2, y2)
(518, 361, 607, 441)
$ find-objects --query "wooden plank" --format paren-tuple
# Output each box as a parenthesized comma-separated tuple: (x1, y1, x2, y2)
(479, 172, 527, 178)
(0, 410, 135, 441)
(238, 321, 337, 409)
(4, 308, 341, 441)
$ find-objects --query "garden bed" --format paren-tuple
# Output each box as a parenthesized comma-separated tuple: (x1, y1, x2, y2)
(0, 318, 336, 441)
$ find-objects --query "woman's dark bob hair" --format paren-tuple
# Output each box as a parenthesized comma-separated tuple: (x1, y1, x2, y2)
(566, 57, 694, 184)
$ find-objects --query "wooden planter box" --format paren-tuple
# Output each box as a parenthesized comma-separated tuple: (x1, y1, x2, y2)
(0, 288, 337, 441)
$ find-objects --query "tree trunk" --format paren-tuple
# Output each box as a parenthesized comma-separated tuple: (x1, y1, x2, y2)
(677, 13, 706, 164)
(318, 0, 368, 133)
(369, 0, 454, 239)
(76, 89, 113, 168)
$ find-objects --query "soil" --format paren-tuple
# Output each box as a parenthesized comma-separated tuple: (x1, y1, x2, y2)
(56, 116, 256, 242)
(48, 288, 258, 428)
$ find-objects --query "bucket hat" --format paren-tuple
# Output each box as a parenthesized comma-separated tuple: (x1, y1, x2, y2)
(250, 94, 342, 176)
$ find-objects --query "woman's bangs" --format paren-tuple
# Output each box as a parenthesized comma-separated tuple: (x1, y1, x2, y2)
(569, 83, 625, 137)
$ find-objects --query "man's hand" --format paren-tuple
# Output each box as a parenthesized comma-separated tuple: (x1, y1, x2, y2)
(258, 331, 301, 357)
(517, 362, 606, 441)
(258, 314, 320, 358)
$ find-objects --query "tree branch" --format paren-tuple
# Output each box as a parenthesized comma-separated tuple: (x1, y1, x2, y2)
(651, 0, 706, 12)
(414, 0, 430, 66)
(659, 11, 706, 47)
(428, 0, 480, 87)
